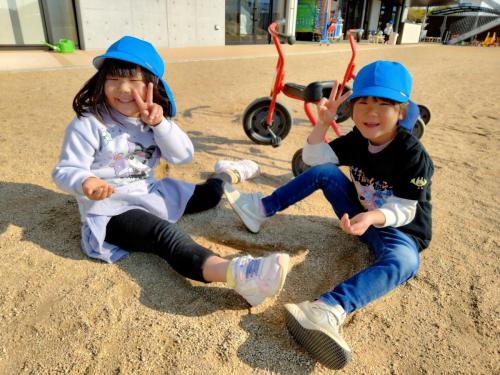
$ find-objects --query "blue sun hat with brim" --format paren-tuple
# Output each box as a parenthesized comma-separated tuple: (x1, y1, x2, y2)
(351, 60, 421, 132)
(93, 36, 176, 117)
(350, 60, 412, 103)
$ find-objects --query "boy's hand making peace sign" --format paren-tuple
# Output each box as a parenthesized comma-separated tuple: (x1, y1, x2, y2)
(317, 80, 352, 126)
(307, 81, 352, 145)
(132, 82, 164, 126)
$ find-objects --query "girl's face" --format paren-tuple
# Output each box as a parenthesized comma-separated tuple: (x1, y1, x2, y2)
(104, 67, 147, 117)
(352, 96, 406, 145)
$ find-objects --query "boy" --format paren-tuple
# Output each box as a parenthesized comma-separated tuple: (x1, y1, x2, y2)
(224, 61, 433, 369)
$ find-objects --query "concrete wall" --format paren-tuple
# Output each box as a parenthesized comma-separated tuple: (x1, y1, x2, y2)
(75, 0, 224, 50)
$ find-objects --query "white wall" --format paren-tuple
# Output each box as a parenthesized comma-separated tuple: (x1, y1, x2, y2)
(400, 22, 422, 43)
(75, 0, 224, 50)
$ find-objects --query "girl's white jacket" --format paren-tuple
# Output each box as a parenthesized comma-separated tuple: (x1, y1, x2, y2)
(53, 109, 195, 263)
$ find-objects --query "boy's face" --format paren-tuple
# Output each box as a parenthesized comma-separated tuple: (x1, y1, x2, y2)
(104, 67, 147, 117)
(352, 96, 406, 145)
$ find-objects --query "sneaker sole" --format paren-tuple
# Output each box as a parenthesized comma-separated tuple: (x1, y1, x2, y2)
(223, 184, 262, 233)
(284, 305, 352, 369)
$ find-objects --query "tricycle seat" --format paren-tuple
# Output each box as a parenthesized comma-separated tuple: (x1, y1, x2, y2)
(283, 81, 335, 102)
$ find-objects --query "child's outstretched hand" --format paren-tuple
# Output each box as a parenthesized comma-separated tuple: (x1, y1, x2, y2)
(82, 177, 115, 200)
(316, 80, 352, 126)
(133, 82, 164, 126)
(340, 211, 385, 236)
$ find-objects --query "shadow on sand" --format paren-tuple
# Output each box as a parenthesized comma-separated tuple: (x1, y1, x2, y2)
(1, 181, 370, 373)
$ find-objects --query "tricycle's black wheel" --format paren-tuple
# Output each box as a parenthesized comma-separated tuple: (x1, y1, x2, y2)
(291, 148, 311, 177)
(412, 118, 426, 139)
(418, 104, 431, 125)
(334, 85, 352, 123)
(243, 97, 292, 145)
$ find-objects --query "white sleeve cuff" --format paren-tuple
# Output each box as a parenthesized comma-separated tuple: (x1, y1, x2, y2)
(152, 119, 194, 164)
(151, 118, 171, 136)
(302, 141, 339, 166)
(376, 208, 398, 228)
(374, 197, 418, 228)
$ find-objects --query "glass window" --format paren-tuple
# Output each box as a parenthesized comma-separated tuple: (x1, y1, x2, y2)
(0, 0, 46, 45)
(226, 0, 286, 44)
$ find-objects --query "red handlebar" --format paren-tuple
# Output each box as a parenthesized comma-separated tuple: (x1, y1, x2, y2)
(337, 30, 357, 100)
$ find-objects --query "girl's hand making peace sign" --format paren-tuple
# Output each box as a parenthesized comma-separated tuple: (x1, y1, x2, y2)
(132, 82, 164, 126)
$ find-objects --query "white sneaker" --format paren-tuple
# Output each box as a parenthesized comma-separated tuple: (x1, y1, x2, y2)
(229, 253, 289, 306)
(223, 183, 267, 233)
(214, 159, 260, 183)
(284, 301, 352, 369)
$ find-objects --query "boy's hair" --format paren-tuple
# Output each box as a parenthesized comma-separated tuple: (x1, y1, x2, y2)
(348, 96, 409, 116)
(350, 96, 406, 106)
(72, 58, 172, 120)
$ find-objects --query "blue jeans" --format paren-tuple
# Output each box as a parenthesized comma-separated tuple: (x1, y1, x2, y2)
(262, 164, 419, 313)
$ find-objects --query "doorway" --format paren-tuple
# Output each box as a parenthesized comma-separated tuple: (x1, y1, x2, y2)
(225, 0, 275, 44)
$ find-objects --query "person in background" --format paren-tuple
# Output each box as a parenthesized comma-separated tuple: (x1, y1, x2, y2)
(384, 21, 394, 44)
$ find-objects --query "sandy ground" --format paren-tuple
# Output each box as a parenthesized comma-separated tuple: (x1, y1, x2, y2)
(0, 43, 499, 374)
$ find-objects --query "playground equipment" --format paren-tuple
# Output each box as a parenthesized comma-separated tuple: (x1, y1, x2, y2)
(242, 19, 355, 149)
(481, 31, 497, 46)
(431, 6, 500, 45)
(318, 0, 332, 44)
(242, 19, 431, 176)
(327, 14, 344, 42)
(44, 39, 75, 53)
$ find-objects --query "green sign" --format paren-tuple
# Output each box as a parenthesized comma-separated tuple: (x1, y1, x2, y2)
(296, 0, 317, 32)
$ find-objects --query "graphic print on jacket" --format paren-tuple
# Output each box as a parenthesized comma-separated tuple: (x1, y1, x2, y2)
(92, 123, 159, 185)
(351, 166, 393, 210)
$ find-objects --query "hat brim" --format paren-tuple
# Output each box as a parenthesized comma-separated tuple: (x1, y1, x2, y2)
(350, 86, 409, 103)
(398, 100, 420, 131)
(93, 51, 177, 117)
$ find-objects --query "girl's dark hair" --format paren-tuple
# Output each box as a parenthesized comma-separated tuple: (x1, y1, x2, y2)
(72, 58, 172, 119)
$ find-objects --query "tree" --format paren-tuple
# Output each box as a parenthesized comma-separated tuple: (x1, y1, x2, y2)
(407, 7, 427, 23)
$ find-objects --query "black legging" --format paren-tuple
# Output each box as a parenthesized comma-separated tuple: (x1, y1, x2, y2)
(105, 178, 224, 282)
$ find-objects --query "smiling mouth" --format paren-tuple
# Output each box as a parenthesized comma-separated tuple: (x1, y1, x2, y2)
(117, 98, 134, 104)
(364, 122, 379, 128)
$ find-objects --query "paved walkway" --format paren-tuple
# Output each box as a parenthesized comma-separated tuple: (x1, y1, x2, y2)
(0, 42, 423, 72)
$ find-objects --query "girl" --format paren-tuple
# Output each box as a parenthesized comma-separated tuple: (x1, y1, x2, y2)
(52, 36, 289, 307)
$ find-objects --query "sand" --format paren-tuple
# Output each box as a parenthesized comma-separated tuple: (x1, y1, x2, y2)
(0, 43, 499, 374)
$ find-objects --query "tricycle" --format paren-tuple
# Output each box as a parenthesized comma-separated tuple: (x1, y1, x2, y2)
(242, 19, 431, 176)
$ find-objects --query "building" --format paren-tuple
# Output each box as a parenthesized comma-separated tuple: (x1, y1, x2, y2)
(424, 0, 500, 44)
(1, 0, 497, 49)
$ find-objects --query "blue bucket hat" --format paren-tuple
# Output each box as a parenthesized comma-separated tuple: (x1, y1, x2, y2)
(93, 36, 176, 117)
(350, 60, 412, 103)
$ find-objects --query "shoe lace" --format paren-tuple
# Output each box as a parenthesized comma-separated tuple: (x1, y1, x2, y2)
(311, 303, 345, 327)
